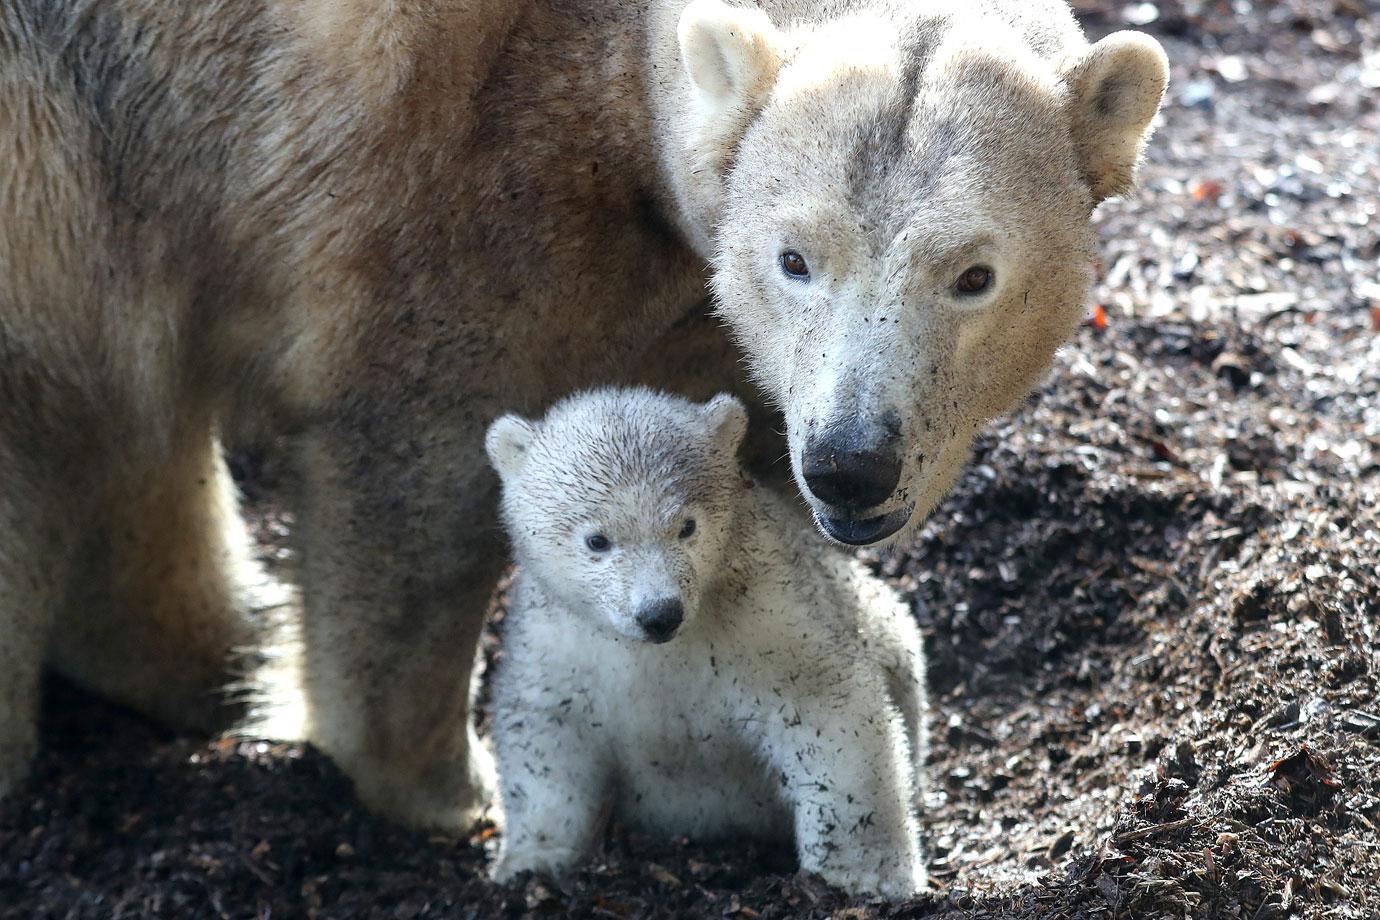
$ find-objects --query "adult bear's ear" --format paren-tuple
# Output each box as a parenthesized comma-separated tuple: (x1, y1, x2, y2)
(702, 393, 748, 455)
(485, 415, 536, 478)
(679, 0, 783, 117)
(1062, 31, 1169, 202)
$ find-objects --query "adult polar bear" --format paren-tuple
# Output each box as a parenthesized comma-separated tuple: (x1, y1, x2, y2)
(0, 0, 1166, 829)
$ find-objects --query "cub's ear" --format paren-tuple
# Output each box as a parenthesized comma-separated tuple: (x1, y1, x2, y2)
(485, 414, 536, 478)
(1063, 31, 1169, 202)
(678, 0, 783, 116)
(702, 393, 749, 456)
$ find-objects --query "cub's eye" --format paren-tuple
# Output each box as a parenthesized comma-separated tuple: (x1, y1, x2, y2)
(780, 250, 810, 279)
(585, 533, 611, 552)
(678, 518, 697, 539)
(955, 265, 994, 295)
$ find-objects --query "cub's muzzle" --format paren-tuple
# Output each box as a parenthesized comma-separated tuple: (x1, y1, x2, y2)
(635, 597, 684, 643)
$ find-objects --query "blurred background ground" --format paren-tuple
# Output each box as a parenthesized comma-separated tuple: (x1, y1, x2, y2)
(2, 0, 1378, 917)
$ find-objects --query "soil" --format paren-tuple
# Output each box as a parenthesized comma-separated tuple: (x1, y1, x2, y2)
(2, 1, 1378, 918)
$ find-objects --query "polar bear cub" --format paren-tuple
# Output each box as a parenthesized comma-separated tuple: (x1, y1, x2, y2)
(484, 388, 928, 898)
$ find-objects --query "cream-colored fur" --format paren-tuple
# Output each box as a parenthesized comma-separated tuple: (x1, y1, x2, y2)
(488, 390, 927, 898)
(654, 0, 1168, 546)
(0, 0, 1163, 825)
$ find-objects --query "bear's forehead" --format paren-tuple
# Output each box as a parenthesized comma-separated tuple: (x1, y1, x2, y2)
(774, 10, 902, 101)
(517, 472, 703, 535)
(750, 38, 1073, 247)
(523, 435, 712, 506)
(537, 416, 704, 469)
(769, 17, 1065, 176)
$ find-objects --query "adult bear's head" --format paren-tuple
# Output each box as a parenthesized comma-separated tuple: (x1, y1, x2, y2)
(660, 0, 1167, 545)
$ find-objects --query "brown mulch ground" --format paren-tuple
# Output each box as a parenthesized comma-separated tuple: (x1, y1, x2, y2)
(3, 1, 1378, 917)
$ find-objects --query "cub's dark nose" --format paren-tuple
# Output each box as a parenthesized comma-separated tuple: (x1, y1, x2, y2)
(635, 597, 684, 643)
(802, 412, 903, 512)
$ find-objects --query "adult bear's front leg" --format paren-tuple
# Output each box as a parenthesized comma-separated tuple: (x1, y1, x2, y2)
(282, 411, 500, 831)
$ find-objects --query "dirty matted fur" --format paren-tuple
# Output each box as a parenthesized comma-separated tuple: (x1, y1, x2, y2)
(486, 389, 928, 897)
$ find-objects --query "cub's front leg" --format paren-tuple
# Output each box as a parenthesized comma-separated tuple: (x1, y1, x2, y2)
(751, 663, 925, 899)
(490, 674, 611, 882)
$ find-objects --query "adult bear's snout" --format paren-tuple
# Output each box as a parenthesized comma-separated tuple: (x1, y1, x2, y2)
(802, 411, 904, 514)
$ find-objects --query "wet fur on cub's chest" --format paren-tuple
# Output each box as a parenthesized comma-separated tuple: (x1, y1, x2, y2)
(504, 588, 795, 841)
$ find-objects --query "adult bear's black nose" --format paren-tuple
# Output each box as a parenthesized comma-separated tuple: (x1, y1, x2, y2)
(635, 597, 684, 643)
(802, 412, 903, 513)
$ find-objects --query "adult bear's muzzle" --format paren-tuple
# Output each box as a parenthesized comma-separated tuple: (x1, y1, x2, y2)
(801, 410, 911, 544)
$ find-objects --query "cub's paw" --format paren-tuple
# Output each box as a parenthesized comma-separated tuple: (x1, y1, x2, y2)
(815, 859, 927, 901)
(491, 844, 583, 884)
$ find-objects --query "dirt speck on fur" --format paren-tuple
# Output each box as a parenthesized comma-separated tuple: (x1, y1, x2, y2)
(3, 1, 1379, 917)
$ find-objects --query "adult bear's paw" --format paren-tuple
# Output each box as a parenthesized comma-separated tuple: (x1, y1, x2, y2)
(344, 725, 498, 833)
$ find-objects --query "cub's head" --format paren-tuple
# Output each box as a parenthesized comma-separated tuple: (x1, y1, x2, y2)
(665, 0, 1168, 544)
(486, 389, 749, 644)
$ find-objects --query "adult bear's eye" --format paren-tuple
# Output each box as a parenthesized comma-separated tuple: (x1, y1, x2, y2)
(780, 250, 810, 279)
(955, 265, 994, 295)
(586, 533, 611, 552)
(678, 518, 697, 539)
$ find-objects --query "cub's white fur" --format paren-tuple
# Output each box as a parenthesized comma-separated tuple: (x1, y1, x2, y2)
(485, 388, 928, 899)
